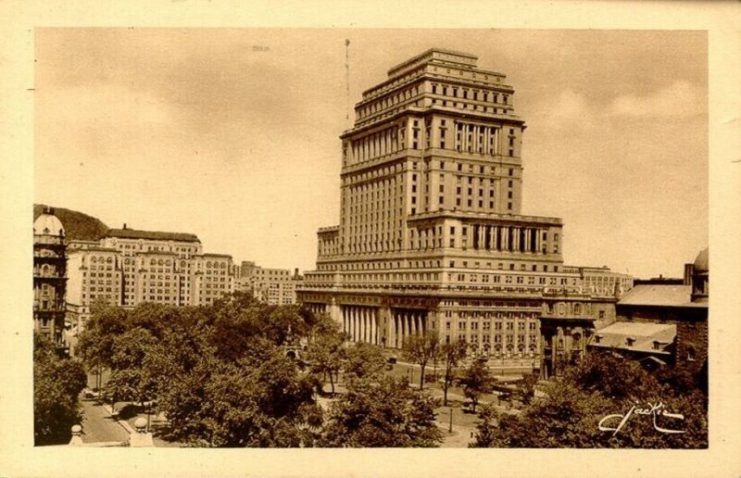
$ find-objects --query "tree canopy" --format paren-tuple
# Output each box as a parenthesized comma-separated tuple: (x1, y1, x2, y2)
(34, 332, 87, 445)
(471, 352, 708, 448)
(74, 293, 444, 447)
(319, 375, 442, 447)
(401, 331, 440, 389)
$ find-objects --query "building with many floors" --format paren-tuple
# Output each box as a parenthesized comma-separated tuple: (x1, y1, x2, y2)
(66, 224, 237, 327)
(237, 261, 303, 305)
(33, 207, 68, 348)
(298, 48, 632, 375)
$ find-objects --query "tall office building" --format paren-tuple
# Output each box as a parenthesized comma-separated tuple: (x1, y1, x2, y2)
(298, 49, 630, 374)
(33, 207, 68, 348)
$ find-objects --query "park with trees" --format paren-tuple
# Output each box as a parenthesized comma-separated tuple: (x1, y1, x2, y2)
(34, 291, 707, 448)
(73, 292, 446, 447)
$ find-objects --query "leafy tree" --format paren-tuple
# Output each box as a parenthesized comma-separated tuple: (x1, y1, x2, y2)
(440, 340, 468, 406)
(459, 357, 492, 413)
(470, 403, 499, 448)
(200, 353, 321, 447)
(470, 352, 708, 448)
(34, 333, 87, 445)
(105, 327, 158, 407)
(320, 375, 442, 447)
(402, 330, 440, 389)
(342, 343, 386, 382)
(77, 300, 129, 384)
(304, 323, 345, 396)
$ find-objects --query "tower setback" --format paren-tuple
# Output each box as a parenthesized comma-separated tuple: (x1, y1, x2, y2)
(298, 49, 631, 375)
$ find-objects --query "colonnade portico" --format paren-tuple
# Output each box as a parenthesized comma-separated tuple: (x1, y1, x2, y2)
(338, 305, 431, 349)
(469, 224, 544, 253)
(341, 305, 381, 345)
(390, 308, 429, 349)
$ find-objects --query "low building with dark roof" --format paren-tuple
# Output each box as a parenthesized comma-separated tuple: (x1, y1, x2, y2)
(105, 227, 201, 243)
(597, 248, 709, 373)
(589, 322, 676, 369)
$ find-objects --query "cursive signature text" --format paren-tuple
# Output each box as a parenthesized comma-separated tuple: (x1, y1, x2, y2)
(598, 402, 685, 436)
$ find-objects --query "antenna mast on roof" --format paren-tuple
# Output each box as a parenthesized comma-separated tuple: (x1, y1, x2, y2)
(345, 39, 351, 126)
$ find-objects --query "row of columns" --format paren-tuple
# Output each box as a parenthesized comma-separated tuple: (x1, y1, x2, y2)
(470, 224, 544, 253)
(341, 306, 380, 345)
(390, 309, 428, 349)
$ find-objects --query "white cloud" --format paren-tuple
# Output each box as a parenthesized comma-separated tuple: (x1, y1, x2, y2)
(533, 89, 599, 131)
(608, 80, 705, 118)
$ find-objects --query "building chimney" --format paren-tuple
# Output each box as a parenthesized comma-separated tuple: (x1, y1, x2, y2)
(123, 223, 127, 230)
(683, 263, 694, 286)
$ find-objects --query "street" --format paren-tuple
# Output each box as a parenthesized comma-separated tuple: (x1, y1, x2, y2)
(79, 398, 129, 444)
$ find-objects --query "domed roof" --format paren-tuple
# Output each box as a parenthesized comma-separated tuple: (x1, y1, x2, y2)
(693, 247, 708, 272)
(33, 210, 65, 236)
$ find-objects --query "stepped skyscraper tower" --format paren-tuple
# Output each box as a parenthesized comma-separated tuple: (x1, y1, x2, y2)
(298, 49, 631, 375)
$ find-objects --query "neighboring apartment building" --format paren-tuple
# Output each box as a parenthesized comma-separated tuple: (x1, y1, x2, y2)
(298, 49, 632, 375)
(237, 261, 303, 305)
(66, 224, 236, 327)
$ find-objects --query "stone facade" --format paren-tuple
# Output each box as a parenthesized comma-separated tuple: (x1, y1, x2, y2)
(65, 225, 236, 328)
(33, 208, 68, 348)
(298, 49, 631, 374)
(237, 261, 303, 305)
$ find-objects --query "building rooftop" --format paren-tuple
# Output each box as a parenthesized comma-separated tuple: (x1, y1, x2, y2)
(590, 321, 676, 355)
(105, 228, 200, 243)
(34, 208, 65, 236)
(693, 247, 709, 272)
(618, 284, 706, 308)
(387, 48, 479, 77)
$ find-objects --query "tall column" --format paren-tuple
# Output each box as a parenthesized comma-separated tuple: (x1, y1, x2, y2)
(361, 309, 367, 343)
(390, 312, 396, 348)
(373, 310, 378, 345)
(356, 308, 361, 343)
(348, 308, 354, 341)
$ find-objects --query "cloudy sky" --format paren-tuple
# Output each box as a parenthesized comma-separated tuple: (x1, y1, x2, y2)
(34, 29, 707, 278)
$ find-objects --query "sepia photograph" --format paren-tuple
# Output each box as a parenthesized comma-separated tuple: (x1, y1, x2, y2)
(2, 2, 740, 477)
(31, 28, 709, 450)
